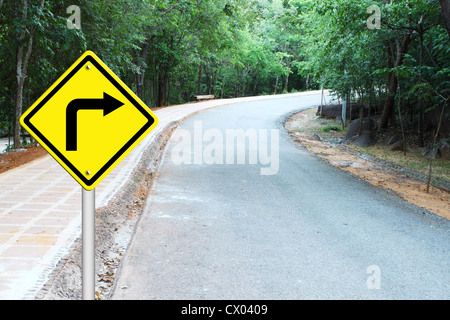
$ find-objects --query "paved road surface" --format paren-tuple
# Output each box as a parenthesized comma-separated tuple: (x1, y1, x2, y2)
(112, 94, 450, 299)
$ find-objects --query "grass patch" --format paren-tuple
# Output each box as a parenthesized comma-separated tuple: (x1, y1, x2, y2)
(289, 108, 347, 138)
(321, 125, 342, 132)
(350, 143, 450, 182)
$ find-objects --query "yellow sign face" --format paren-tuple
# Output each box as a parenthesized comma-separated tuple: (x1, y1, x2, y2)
(20, 51, 158, 190)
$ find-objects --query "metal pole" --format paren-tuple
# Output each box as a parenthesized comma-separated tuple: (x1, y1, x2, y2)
(342, 95, 347, 128)
(82, 188, 95, 300)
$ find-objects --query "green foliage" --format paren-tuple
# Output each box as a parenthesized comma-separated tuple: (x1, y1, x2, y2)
(298, 0, 448, 136)
(0, 0, 448, 137)
(321, 125, 342, 132)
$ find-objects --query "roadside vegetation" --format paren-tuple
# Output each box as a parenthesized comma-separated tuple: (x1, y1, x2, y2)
(289, 108, 449, 184)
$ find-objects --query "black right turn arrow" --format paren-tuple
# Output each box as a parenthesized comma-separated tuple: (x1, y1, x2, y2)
(66, 92, 124, 151)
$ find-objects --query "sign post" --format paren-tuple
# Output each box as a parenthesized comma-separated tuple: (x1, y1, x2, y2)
(20, 51, 158, 300)
(82, 188, 95, 300)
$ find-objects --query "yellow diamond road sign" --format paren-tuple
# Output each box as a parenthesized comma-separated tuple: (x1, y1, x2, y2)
(20, 51, 159, 190)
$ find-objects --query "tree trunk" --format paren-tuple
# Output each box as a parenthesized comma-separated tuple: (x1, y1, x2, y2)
(379, 35, 412, 129)
(197, 63, 202, 95)
(14, 75, 24, 149)
(167, 76, 171, 105)
(221, 76, 225, 98)
(418, 33, 425, 147)
(342, 95, 347, 128)
(212, 71, 217, 96)
(134, 42, 149, 100)
(320, 86, 324, 117)
(379, 72, 398, 128)
(349, 99, 353, 123)
(426, 99, 447, 193)
(397, 81, 406, 155)
(157, 71, 168, 107)
(234, 68, 239, 97)
(284, 74, 289, 93)
(358, 92, 364, 136)
(14, 0, 45, 149)
(206, 67, 211, 95)
(253, 71, 258, 96)
(135, 72, 144, 99)
(14, 0, 28, 149)
(284, 56, 291, 93)
(439, 0, 450, 37)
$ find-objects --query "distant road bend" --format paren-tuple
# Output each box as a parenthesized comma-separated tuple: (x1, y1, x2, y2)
(112, 93, 450, 300)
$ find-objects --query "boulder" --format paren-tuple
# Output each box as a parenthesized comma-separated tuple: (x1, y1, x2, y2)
(388, 134, 402, 145)
(317, 103, 366, 121)
(390, 140, 405, 152)
(425, 104, 450, 138)
(343, 119, 377, 147)
(352, 132, 377, 148)
(421, 147, 438, 159)
(438, 139, 450, 160)
(344, 117, 375, 145)
(317, 104, 341, 120)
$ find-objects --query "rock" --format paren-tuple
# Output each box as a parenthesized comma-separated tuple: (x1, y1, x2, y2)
(317, 104, 340, 120)
(426, 104, 450, 138)
(317, 104, 366, 121)
(421, 147, 439, 159)
(438, 139, 450, 160)
(343, 118, 376, 147)
(388, 134, 401, 145)
(390, 140, 405, 151)
(312, 118, 329, 125)
(352, 132, 377, 147)
(335, 160, 353, 168)
(344, 118, 375, 143)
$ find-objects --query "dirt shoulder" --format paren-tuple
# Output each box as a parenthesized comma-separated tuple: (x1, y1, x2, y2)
(285, 108, 449, 221)
(0, 145, 48, 174)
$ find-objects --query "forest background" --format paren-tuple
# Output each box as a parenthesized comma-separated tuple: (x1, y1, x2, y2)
(0, 0, 449, 152)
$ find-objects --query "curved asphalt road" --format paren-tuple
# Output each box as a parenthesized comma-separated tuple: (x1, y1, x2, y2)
(112, 94, 449, 299)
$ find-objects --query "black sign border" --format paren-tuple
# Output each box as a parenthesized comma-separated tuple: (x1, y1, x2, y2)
(22, 54, 155, 188)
